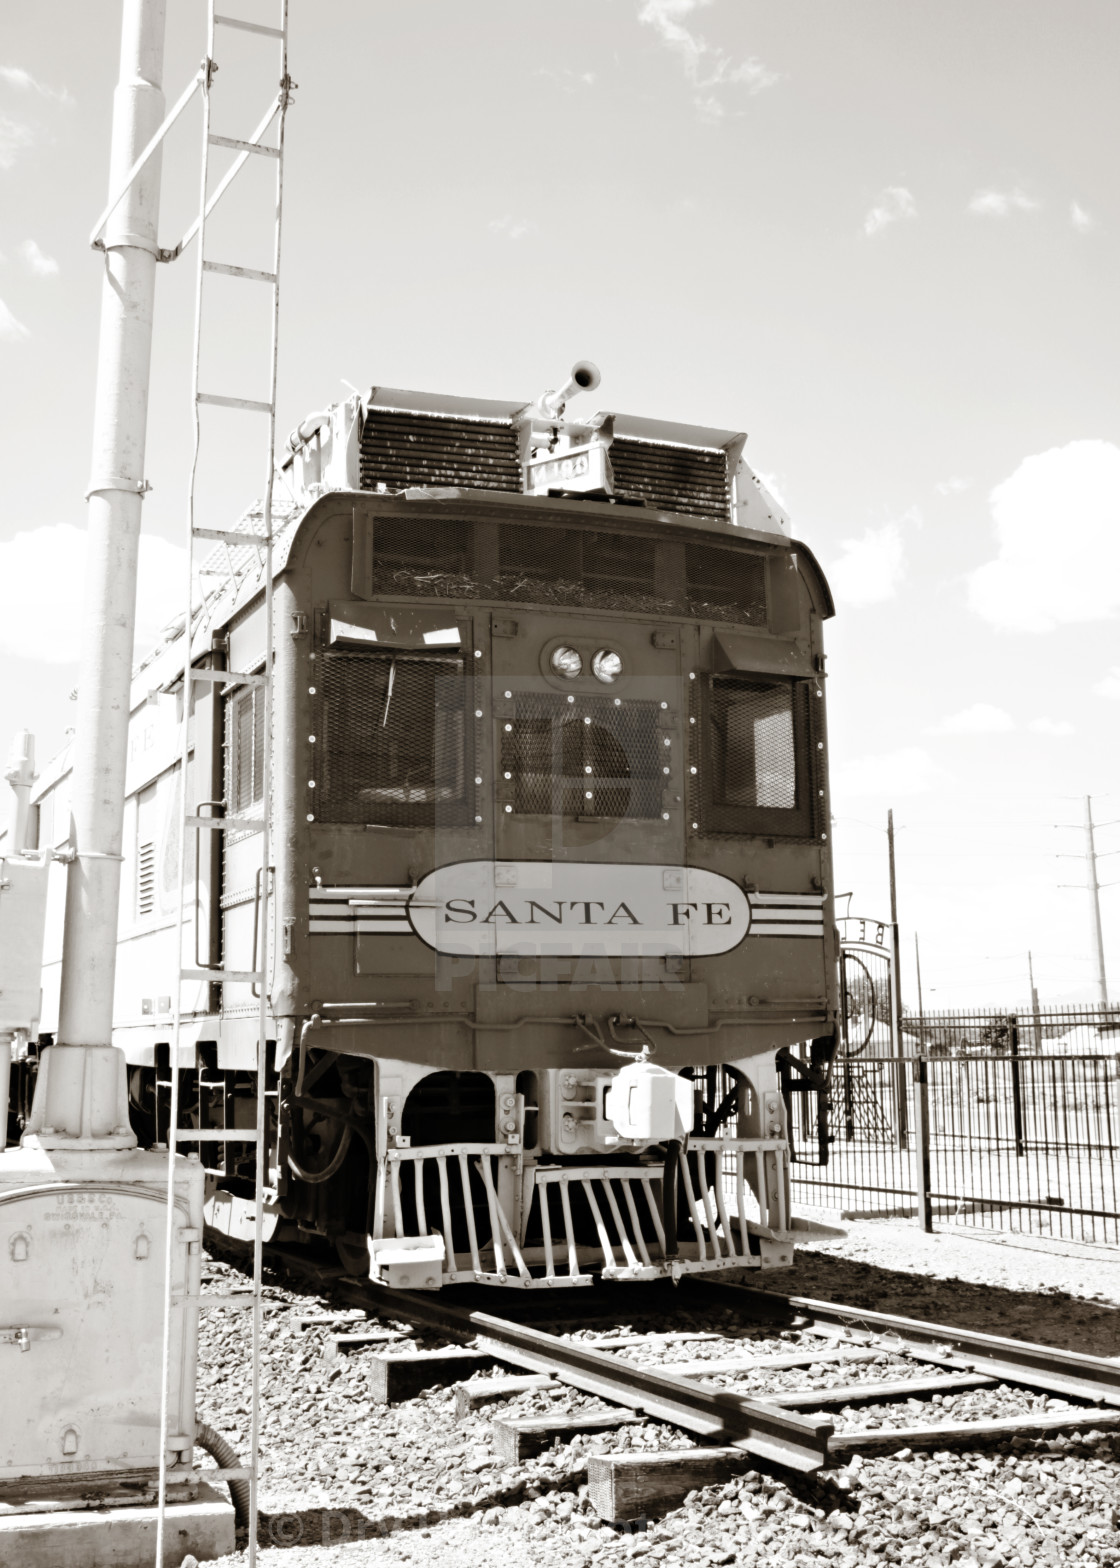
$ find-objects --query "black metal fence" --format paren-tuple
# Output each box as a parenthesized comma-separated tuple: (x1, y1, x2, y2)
(787, 1006, 1120, 1247)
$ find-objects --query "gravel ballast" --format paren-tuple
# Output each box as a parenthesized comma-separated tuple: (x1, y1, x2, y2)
(196, 1220, 1120, 1568)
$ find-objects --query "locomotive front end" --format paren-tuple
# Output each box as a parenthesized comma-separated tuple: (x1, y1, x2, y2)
(262, 376, 839, 1288)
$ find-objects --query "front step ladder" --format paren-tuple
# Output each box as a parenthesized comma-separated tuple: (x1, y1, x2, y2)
(157, 6, 293, 1563)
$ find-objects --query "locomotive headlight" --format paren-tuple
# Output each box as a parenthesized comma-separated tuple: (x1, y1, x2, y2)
(591, 648, 623, 684)
(550, 645, 583, 680)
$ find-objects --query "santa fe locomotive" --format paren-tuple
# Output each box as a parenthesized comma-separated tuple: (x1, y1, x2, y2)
(16, 364, 838, 1290)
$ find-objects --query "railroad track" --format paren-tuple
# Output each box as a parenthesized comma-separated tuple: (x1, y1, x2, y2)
(206, 1233, 1120, 1526)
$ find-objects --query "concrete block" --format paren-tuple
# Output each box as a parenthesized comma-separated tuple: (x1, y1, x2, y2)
(0, 1481, 235, 1567)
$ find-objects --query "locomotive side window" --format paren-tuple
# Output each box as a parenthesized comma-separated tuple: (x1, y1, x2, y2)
(502, 694, 661, 819)
(316, 649, 471, 827)
(695, 674, 817, 838)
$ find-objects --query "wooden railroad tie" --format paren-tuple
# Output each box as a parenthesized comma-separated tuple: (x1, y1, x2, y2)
(832, 1406, 1120, 1455)
(454, 1374, 556, 1418)
(588, 1448, 757, 1522)
(322, 1327, 413, 1360)
(492, 1410, 644, 1464)
(367, 1347, 496, 1403)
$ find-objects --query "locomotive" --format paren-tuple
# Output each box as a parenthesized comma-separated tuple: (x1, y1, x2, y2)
(17, 364, 838, 1290)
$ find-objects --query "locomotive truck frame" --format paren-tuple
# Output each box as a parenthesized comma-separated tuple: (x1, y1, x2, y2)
(20, 378, 839, 1290)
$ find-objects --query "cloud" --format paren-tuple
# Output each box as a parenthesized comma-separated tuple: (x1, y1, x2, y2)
(18, 238, 57, 277)
(832, 746, 941, 798)
(0, 297, 29, 340)
(0, 525, 185, 665)
(864, 186, 916, 237)
(638, 0, 779, 119)
(1094, 668, 1120, 701)
(927, 704, 1014, 736)
(0, 113, 34, 169)
(1028, 717, 1075, 736)
(0, 65, 71, 102)
(827, 519, 906, 607)
(968, 187, 1040, 217)
(535, 68, 596, 91)
(967, 440, 1120, 632)
(488, 215, 533, 241)
(1070, 201, 1095, 234)
(935, 476, 972, 496)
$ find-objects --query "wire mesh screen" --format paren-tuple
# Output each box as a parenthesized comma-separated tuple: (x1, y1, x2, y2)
(357, 512, 768, 623)
(685, 543, 767, 626)
(501, 694, 662, 818)
(494, 525, 668, 614)
(693, 675, 816, 838)
(360, 410, 521, 493)
(316, 650, 471, 827)
(610, 438, 730, 520)
(369, 517, 475, 599)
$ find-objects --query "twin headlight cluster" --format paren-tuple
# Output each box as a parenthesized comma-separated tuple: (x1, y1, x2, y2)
(549, 646, 624, 683)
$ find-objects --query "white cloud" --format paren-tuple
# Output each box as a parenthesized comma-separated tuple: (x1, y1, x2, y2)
(864, 186, 916, 237)
(1028, 717, 1075, 736)
(927, 704, 1014, 736)
(535, 68, 596, 91)
(0, 65, 71, 102)
(0, 297, 29, 340)
(488, 215, 533, 241)
(832, 746, 940, 798)
(968, 187, 1040, 217)
(18, 239, 58, 277)
(827, 519, 906, 607)
(1094, 668, 1120, 701)
(935, 476, 972, 496)
(638, 0, 779, 119)
(1070, 201, 1095, 234)
(0, 113, 34, 169)
(967, 440, 1120, 632)
(0, 525, 185, 665)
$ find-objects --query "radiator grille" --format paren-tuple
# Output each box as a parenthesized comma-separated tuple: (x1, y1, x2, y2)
(316, 650, 471, 827)
(228, 687, 265, 812)
(360, 410, 520, 494)
(685, 543, 767, 625)
(501, 694, 662, 818)
(611, 439, 729, 520)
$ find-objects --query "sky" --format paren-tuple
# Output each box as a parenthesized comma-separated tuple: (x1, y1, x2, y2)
(1, 0, 1118, 1009)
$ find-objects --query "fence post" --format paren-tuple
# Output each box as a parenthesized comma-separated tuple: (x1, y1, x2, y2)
(1009, 1014, 1025, 1157)
(911, 1056, 933, 1232)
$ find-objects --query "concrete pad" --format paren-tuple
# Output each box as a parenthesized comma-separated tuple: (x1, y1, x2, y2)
(0, 1481, 235, 1567)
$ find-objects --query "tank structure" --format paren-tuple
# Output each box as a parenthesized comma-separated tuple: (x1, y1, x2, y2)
(14, 363, 839, 1291)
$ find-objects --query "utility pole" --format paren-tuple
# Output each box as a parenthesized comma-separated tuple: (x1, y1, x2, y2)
(1085, 797, 1110, 1009)
(887, 809, 908, 1140)
(1027, 949, 1042, 1051)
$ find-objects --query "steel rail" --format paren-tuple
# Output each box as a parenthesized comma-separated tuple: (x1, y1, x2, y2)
(688, 1280, 1120, 1408)
(339, 1283, 833, 1473)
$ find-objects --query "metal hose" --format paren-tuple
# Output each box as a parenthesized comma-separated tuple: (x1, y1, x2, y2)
(196, 1421, 250, 1527)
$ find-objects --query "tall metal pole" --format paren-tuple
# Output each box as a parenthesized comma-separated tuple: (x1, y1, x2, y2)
(56, 0, 166, 1068)
(1028, 949, 1042, 1051)
(1085, 796, 1110, 1009)
(887, 809, 908, 1142)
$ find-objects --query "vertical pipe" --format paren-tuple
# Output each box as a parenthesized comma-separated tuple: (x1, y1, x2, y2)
(57, 0, 167, 1056)
(4, 732, 36, 852)
(911, 1056, 933, 1233)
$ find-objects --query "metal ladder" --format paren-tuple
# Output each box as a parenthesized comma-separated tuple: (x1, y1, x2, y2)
(158, 6, 292, 1561)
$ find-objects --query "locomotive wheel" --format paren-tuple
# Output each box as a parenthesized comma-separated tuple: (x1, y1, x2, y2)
(335, 1236, 372, 1276)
